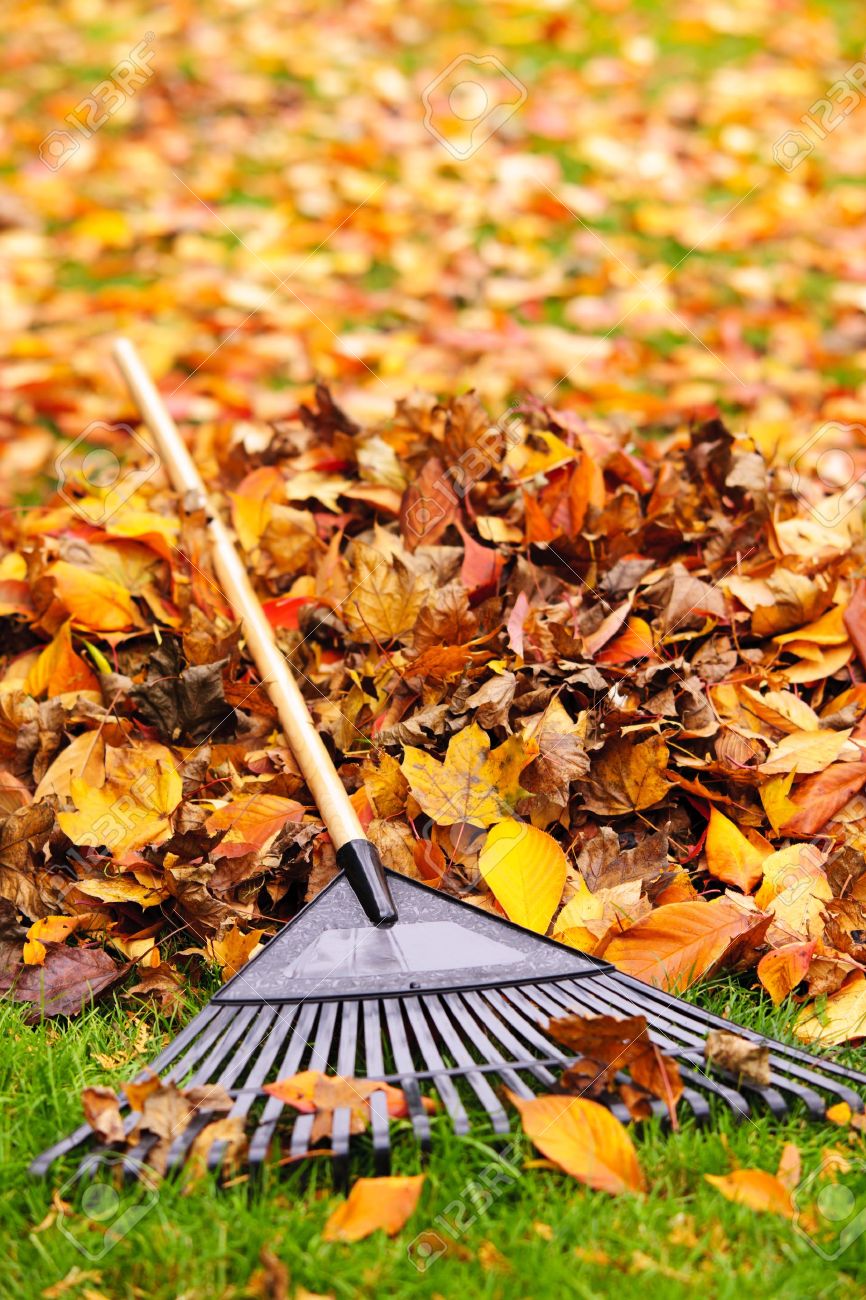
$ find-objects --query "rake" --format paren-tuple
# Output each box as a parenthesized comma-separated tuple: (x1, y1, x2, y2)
(31, 339, 866, 1186)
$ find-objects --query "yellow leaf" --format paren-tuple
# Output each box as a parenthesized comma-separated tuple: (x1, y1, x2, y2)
(507, 1092, 645, 1195)
(207, 924, 265, 982)
(754, 844, 830, 939)
(760, 771, 799, 833)
(759, 728, 853, 775)
(49, 560, 139, 631)
(704, 1169, 793, 1219)
(478, 820, 567, 933)
(229, 466, 285, 550)
(345, 541, 426, 643)
(57, 743, 182, 855)
(400, 724, 535, 828)
(704, 807, 771, 892)
(322, 1176, 425, 1243)
(796, 973, 866, 1045)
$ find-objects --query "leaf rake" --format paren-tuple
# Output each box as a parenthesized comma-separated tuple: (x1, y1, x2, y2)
(31, 339, 866, 1187)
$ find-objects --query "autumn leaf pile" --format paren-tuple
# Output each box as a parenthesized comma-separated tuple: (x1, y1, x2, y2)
(1, 386, 866, 1052)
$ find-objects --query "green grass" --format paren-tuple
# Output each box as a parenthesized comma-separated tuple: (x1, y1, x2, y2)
(5, 980, 866, 1299)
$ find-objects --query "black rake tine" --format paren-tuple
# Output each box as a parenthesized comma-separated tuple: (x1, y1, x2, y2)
(421, 993, 510, 1133)
(331, 1001, 360, 1186)
(288, 1002, 338, 1162)
(441, 992, 538, 1097)
(164, 1005, 267, 1174)
(402, 996, 470, 1136)
(207, 1007, 288, 1174)
(248, 1002, 317, 1173)
(363, 1001, 391, 1175)
(382, 997, 432, 1150)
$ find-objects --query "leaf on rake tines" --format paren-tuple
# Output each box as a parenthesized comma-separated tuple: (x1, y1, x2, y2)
(0, 943, 127, 1021)
(263, 1071, 437, 1144)
(548, 1013, 683, 1125)
(81, 1085, 125, 1144)
(123, 1077, 234, 1175)
(704, 1030, 770, 1087)
(322, 1175, 425, 1242)
(507, 1091, 645, 1195)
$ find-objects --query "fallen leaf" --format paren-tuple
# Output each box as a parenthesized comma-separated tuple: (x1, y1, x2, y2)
(704, 807, 770, 892)
(704, 1169, 793, 1219)
(322, 1175, 425, 1242)
(401, 724, 535, 828)
(478, 819, 567, 933)
(507, 1091, 645, 1194)
(581, 735, 672, 815)
(757, 941, 815, 1005)
(704, 1029, 770, 1086)
(796, 972, 866, 1045)
(603, 898, 770, 992)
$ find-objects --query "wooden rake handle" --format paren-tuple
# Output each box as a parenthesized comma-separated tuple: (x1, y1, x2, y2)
(112, 337, 397, 926)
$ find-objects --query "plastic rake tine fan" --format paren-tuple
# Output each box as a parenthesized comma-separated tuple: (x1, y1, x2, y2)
(31, 338, 866, 1186)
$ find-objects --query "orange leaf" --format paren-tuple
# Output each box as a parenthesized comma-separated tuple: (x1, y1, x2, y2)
(205, 794, 304, 850)
(757, 941, 815, 1005)
(704, 1169, 794, 1219)
(507, 1091, 645, 1195)
(603, 898, 769, 992)
(49, 561, 139, 631)
(704, 807, 771, 892)
(25, 622, 99, 697)
(322, 1175, 425, 1242)
(780, 761, 866, 836)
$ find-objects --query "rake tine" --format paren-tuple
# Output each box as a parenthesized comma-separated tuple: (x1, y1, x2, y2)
(421, 994, 510, 1133)
(402, 996, 470, 1136)
(462, 990, 563, 1088)
(331, 1002, 360, 1189)
(381, 998, 431, 1152)
(441, 993, 538, 1097)
(547, 981, 806, 1119)
(363, 1001, 391, 1175)
(248, 1002, 317, 1176)
(606, 972, 866, 1095)
(288, 1002, 339, 1164)
(29, 1005, 223, 1178)
(164, 1006, 267, 1174)
(207, 1009, 289, 1175)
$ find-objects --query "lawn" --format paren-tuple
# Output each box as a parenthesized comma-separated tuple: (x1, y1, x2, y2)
(6, 979, 866, 1300)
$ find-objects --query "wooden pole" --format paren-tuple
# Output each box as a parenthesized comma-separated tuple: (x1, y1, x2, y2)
(112, 338, 366, 849)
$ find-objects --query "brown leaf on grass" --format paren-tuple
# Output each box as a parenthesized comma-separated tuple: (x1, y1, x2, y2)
(0, 943, 127, 1021)
(322, 1175, 425, 1242)
(81, 1085, 125, 1144)
(704, 1030, 771, 1087)
(507, 1091, 645, 1194)
(581, 736, 672, 815)
(603, 898, 770, 992)
(549, 1013, 683, 1124)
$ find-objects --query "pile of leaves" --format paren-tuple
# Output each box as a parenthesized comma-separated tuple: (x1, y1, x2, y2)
(2, 390, 866, 1048)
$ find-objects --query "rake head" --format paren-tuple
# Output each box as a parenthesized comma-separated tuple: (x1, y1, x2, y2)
(31, 871, 866, 1186)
